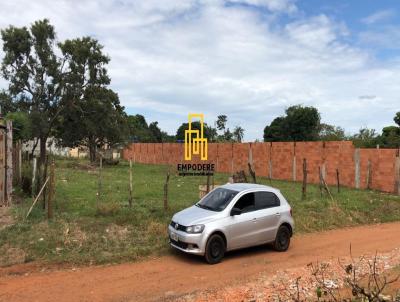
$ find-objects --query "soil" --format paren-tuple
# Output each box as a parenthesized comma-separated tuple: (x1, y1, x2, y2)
(0, 222, 399, 302)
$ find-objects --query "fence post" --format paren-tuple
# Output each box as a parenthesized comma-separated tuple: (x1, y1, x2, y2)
(163, 167, 170, 210)
(395, 155, 400, 195)
(336, 168, 340, 193)
(302, 158, 307, 200)
(47, 160, 55, 219)
(32, 157, 37, 197)
(97, 154, 102, 208)
(366, 159, 372, 190)
(129, 159, 133, 207)
(354, 148, 360, 189)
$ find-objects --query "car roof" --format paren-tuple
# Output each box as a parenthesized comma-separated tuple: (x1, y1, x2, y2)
(219, 183, 280, 193)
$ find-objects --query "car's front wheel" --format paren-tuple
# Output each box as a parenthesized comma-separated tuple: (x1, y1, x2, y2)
(205, 234, 225, 264)
(273, 225, 291, 252)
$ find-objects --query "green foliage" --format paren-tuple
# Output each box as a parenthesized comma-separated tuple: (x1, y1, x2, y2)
(1, 19, 65, 162)
(233, 126, 245, 142)
(176, 121, 213, 141)
(381, 126, 400, 148)
(0, 90, 15, 114)
(319, 123, 346, 141)
(5, 111, 32, 141)
(351, 128, 380, 148)
(56, 37, 127, 161)
(264, 105, 321, 142)
(127, 114, 167, 142)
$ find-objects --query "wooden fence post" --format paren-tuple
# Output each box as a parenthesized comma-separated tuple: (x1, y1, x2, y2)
(97, 154, 103, 208)
(47, 160, 55, 219)
(336, 168, 340, 193)
(366, 160, 372, 190)
(129, 158, 133, 207)
(354, 149, 360, 189)
(163, 168, 170, 210)
(395, 155, 400, 195)
(302, 158, 307, 200)
(32, 157, 37, 197)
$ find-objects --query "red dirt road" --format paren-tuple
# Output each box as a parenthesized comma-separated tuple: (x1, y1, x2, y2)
(1, 222, 399, 302)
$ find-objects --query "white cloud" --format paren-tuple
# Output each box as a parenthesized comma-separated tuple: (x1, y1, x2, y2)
(0, 0, 399, 141)
(228, 0, 297, 13)
(361, 9, 395, 25)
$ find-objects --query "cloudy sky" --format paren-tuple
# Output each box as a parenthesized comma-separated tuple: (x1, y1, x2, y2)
(1, 0, 400, 141)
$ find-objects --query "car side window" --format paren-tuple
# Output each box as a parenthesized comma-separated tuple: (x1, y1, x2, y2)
(255, 192, 280, 210)
(233, 193, 255, 213)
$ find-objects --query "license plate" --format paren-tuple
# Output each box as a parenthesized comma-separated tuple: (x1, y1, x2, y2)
(170, 231, 179, 242)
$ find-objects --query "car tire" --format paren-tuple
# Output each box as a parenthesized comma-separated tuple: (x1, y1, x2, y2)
(205, 234, 225, 264)
(273, 225, 290, 252)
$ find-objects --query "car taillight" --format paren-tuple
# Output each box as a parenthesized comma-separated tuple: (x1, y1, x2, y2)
(290, 208, 292, 216)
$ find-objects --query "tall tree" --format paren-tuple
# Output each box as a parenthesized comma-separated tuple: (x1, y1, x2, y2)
(56, 37, 126, 162)
(264, 105, 320, 142)
(1, 19, 65, 165)
(57, 86, 127, 162)
(233, 126, 245, 142)
(176, 121, 213, 141)
(318, 123, 346, 141)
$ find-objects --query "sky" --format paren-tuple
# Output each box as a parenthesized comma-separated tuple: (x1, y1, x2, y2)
(0, 0, 400, 141)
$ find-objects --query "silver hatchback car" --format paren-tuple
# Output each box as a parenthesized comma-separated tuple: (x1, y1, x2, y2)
(169, 183, 294, 264)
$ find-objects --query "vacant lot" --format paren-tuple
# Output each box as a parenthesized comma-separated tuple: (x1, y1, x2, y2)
(0, 158, 400, 266)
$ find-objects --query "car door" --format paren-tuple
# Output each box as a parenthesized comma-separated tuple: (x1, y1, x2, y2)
(254, 191, 281, 243)
(227, 192, 259, 249)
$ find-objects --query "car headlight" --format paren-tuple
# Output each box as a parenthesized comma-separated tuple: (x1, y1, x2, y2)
(185, 224, 205, 233)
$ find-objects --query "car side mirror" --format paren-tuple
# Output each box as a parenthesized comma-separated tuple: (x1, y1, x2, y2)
(231, 207, 242, 216)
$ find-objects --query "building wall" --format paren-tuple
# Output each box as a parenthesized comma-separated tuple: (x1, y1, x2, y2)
(123, 142, 400, 194)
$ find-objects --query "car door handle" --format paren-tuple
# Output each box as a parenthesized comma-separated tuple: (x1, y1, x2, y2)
(275, 212, 281, 216)
(252, 218, 257, 222)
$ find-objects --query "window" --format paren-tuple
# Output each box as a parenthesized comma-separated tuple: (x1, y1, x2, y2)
(197, 188, 238, 212)
(255, 192, 280, 210)
(233, 193, 255, 213)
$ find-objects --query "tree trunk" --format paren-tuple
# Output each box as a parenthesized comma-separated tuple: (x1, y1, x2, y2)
(39, 137, 47, 166)
(89, 143, 96, 163)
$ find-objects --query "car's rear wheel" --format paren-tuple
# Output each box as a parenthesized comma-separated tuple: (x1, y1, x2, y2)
(273, 225, 290, 252)
(205, 234, 225, 264)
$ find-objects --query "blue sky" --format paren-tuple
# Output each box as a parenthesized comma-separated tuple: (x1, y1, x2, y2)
(1, 0, 400, 141)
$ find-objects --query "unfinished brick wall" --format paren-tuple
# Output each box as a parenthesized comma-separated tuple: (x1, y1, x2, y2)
(122, 142, 400, 194)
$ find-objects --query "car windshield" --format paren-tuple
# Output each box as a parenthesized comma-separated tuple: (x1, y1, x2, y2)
(196, 188, 238, 212)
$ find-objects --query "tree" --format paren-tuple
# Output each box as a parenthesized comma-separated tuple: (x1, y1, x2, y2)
(394, 112, 400, 127)
(263, 105, 320, 142)
(381, 126, 400, 148)
(351, 128, 380, 148)
(0, 90, 16, 114)
(318, 123, 346, 141)
(148, 121, 163, 142)
(5, 111, 32, 142)
(57, 87, 128, 162)
(263, 116, 286, 142)
(127, 114, 163, 142)
(176, 121, 213, 141)
(1, 19, 65, 165)
(233, 126, 245, 142)
(55, 37, 127, 162)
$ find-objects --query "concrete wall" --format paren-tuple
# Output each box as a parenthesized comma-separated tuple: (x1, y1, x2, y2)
(123, 142, 400, 194)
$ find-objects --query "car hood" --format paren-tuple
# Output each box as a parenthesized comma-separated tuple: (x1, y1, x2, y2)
(172, 205, 221, 226)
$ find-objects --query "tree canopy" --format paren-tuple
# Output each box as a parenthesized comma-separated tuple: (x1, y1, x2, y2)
(264, 105, 320, 142)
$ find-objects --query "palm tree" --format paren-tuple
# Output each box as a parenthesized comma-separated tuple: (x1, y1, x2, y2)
(233, 126, 245, 142)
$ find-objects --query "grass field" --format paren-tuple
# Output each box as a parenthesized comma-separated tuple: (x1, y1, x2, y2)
(1, 158, 400, 266)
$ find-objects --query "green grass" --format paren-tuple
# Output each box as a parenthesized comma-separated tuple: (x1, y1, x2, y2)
(1, 158, 400, 266)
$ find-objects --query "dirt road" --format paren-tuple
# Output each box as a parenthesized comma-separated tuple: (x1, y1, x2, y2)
(1, 222, 399, 302)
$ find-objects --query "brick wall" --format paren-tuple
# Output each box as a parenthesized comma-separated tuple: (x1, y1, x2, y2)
(122, 142, 400, 194)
